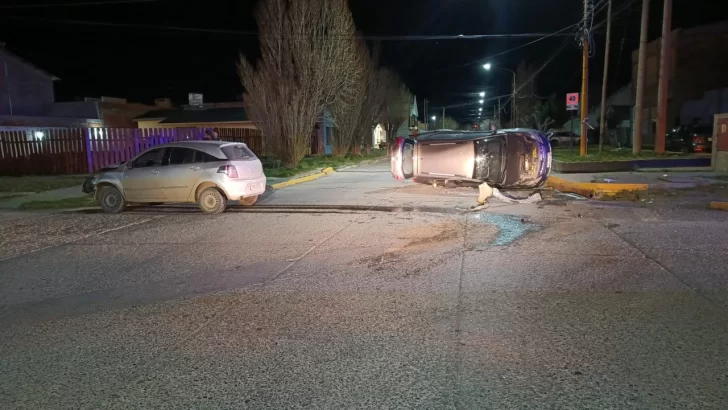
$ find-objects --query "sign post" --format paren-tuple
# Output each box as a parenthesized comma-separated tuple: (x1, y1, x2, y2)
(566, 93, 580, 155)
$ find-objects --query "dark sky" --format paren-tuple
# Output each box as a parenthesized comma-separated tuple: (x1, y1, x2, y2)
(1, 0, 726, 123)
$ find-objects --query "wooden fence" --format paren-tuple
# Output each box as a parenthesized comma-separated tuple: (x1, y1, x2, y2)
(0, 127, 263, 176)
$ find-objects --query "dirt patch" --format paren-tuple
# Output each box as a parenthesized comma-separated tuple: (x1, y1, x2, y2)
(357, 220, 463, 277)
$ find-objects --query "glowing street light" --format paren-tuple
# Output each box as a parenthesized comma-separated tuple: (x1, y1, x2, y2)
(431, 115, 436, 121)
(478, 91, 485, 97)
(483, 63, 492, 70)
(478, 99, 484, 104)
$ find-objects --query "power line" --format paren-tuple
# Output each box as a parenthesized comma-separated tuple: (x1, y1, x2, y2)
(0, 0, 164, 9)
(1, 16, 575, 41)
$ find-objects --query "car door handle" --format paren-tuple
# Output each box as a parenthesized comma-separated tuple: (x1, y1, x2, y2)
(190, 166, 201, 170)
(151, 169, 160, 174)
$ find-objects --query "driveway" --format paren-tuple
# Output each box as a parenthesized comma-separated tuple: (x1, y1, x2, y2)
(1, 163, 727, 409)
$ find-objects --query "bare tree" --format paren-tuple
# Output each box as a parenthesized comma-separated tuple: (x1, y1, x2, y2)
(329, 38, 368, 156)
(379, 69, 412, 143)
(238, 0, 360, 167)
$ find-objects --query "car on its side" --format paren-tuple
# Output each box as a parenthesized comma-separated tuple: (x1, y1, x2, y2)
(391, 128, 551, 189)
(84, 141, 266, 214)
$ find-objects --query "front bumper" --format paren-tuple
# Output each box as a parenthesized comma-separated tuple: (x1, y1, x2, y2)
(221, 176, 267, 200)
(82, 175, 96, 194)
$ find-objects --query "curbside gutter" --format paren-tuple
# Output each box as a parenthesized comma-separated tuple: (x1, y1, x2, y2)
(709, 201, 728, 211)
(546, 175, 648, 198)
(269, 167, 335, 190)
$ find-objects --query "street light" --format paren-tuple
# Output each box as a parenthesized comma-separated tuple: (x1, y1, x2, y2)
(483, 62, 517, 126)
(478, 99, 484, 104)
(478, 91, 485, 97)
(431, 115, 436, 121)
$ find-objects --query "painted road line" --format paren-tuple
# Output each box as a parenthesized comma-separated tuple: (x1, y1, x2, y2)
(546, 175, 648, 198)
(269, 167, 335, 190)
(709, 201, 728, 210)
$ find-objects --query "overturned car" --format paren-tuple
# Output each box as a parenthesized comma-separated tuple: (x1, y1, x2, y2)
(391, 129, 552, 189)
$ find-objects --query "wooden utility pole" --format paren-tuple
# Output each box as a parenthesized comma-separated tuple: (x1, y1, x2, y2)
(598, 0, 612, 154)
(655, 0, 673, 153)
(632, 0, 650, 153)
(579, 0, 589, 156)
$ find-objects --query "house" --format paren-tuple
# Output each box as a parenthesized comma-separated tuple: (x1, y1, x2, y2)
(134, 102, 257, 130)
(372, 123, 387, 148)
(0, 43, 58, 117)
(48, 96, 158, 128)
(631, 19, 728, 144)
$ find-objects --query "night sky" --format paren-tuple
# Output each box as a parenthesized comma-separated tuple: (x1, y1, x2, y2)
(1, 0, 726, 123)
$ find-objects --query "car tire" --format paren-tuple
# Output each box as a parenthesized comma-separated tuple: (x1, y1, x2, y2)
(198, 188, 226, 214)
(550, 139, 560, 148)
(98, 186, 125, 214)
(240, 195, 258, 206)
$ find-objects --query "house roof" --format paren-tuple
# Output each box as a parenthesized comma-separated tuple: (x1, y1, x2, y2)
(134, 107, 250, 124)
(0, 45, 60, 81)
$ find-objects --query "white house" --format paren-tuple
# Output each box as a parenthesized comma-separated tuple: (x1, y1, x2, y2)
(372, 123, 387, 147)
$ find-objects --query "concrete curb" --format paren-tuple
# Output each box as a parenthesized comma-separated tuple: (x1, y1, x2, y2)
(269, 167, 335, 190)
(546, 175, 648, 198)
(709, 201, 728, 210)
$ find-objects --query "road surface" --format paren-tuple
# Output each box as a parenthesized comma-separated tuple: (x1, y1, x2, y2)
(1, 162, 727, 409)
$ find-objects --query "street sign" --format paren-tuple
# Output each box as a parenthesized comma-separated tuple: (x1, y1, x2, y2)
(566, 93, 579, 111)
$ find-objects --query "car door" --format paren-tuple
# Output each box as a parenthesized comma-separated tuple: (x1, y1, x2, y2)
(122, 148, 166, 202)
(160, 147, 205, 202)
(391, 137, 416, 180)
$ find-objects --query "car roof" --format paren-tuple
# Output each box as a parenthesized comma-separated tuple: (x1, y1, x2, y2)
(144, 140, 248, 157)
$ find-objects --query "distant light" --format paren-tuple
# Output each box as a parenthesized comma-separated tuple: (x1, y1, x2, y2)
(431, 116, 436, 121)
(479, 100, 484, 104)
(34, 131, 44, 140)
(478, 108, 482, 112)
(483, 63, 492, 70)
(479, 91, 485, 97)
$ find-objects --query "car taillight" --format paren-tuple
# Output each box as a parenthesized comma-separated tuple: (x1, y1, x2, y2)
(217, 165, 238, 178)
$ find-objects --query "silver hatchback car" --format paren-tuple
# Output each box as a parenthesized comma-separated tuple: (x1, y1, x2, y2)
(87, 141, 266, 214)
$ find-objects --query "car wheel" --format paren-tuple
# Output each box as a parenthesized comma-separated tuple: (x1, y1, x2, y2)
(550, 139, 560, 148)
(98, 186, 125, 214)
(198, 188, 226, 214)
(240, 195, 258, 206)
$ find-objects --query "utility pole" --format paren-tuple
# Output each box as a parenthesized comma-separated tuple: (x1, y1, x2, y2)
(598, 0, 612, 154)
(655, 0, 672, 153)
(579, 0, 590, 156)
(498, 98, 501, 126)
(633, 0, 650, 153)
(511, 74, 516, 127)
(442, 107, 445, 129)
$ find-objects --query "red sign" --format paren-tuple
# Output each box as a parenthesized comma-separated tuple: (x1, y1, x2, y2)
(566, 93, 579, 111)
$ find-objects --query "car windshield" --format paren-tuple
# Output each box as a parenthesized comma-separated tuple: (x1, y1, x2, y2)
(221, 144, 256, 160)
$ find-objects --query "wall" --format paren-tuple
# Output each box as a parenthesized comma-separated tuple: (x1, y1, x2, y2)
(0, 49, 55, 117)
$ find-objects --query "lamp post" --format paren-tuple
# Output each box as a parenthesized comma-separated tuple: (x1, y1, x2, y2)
(484, 63, 517, 127)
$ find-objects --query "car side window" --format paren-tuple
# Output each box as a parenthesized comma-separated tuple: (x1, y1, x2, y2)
(168, 148, 196, 165)
(132, 148, 166, 168)
(198, 152, 222, 163)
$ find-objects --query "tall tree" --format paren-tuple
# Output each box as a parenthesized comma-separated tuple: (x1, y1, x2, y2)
(379, 69, 412, 142)
(238, 0, 360, 167)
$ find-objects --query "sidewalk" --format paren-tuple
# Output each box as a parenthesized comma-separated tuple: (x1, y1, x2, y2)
(547, 171, 728, 199)
(0, 185, 88, 209)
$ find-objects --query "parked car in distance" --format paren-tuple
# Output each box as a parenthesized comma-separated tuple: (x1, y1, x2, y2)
(665, 124, 713, 153)
(546, 130, 580, 147)
(391, 129, 551, 189)
(84, 141, 266, 214)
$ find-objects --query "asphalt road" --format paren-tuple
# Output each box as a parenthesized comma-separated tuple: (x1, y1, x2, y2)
(1, 162, 727, 409)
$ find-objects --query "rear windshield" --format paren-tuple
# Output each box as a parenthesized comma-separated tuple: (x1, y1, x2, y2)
(221, 144, 256, 160)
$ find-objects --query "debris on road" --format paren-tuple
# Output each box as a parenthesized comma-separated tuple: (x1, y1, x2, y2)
(472, 182, 542, 211)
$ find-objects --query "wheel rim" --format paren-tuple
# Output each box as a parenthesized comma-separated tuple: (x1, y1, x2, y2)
(202, 193, 218, 210)
(104, 192, 119, 208)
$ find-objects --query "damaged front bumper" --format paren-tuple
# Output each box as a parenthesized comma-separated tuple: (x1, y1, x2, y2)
(82, 175, 97, 194)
